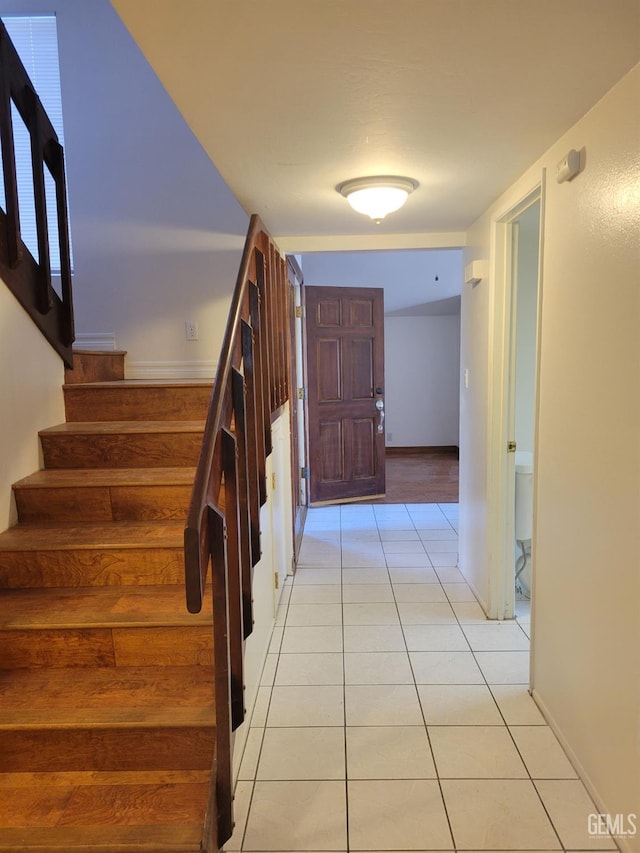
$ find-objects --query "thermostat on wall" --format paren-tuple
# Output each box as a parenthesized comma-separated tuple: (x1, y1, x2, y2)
(556, 149, 581, 183)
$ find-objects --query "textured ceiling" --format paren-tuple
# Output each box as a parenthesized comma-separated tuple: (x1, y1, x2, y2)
(112, 0, 640, 252)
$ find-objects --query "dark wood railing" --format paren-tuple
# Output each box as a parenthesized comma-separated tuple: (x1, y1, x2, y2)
(184, 214, 290, 849)
(0, 21, 74, 366)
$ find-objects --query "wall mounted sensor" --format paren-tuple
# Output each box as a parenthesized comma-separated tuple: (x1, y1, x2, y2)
(556, 149, 581, 183)
(464, 260, 486, 285)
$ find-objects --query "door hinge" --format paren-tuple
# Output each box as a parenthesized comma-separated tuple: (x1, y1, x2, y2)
(507, 440, 517, 453)
(271, 472, 277, 491)
(274, 571, 280, 589)
(297, 387, 306, 400)
(300, 466, 309, 479)
(295, 305, 304, 319)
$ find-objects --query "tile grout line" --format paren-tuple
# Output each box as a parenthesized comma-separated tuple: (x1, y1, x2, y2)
(253, 502, 600, 852)
(404, 502, 458, 851)
(234, 568, 297, 851)
(433, 536, 580, 851)
(339, 504, 351, 853)
(435, 535, 571, 850)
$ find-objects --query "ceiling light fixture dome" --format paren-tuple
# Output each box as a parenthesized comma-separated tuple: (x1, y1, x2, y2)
(337, 175, 418, 223)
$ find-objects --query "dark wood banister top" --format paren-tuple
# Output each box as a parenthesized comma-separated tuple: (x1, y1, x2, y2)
(183, 213, 264, 612)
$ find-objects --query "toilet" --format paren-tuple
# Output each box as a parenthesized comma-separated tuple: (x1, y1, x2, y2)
(514, 451, 533, 595)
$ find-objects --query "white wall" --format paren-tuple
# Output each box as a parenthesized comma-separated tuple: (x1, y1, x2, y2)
(301, 249, 463, 314)
(232, 409, 293, 779)
(458, 267, 490, 609)
(0, 0, 249, 377)
(384, 315, 460, 447)
(460, 65, 640, 836)
(0, 285, 65, 530)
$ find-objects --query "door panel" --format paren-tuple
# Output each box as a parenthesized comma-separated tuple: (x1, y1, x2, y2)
(317, 339, 342, 400)
(305, 285, 385, 504)
(353, 419, 375, 478)
(352, 339, 374, 398)
(318, 298, 341, 326)
(319, 421, 343, 481)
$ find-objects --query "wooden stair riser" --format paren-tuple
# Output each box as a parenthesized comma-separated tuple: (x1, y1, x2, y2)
(64, 386, 211, 423)
(1, 626, 213, 668)
(0, 666, 215, 710)
(0, 584, 212, 626)
(0, 779, 209, 828)
(0, 728, 215, 773)
(40, 432, 203, 470)
(64, 351, 126, 385)
(0, 548, 184, 589)
(14, 484, 193, 523)
(0, 826, 205, 853)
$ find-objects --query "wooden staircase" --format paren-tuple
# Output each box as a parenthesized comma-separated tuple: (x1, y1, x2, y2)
(0, 352, 219, 852)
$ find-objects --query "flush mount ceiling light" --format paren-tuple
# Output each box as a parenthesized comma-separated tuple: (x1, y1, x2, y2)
(337, 175, 419, 223)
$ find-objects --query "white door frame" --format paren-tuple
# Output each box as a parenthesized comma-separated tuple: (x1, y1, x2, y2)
(486, 179, 545, 624)
(293, 280, 307, 508)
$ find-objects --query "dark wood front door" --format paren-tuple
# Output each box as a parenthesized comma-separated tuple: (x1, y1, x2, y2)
(305, 285, 385, 504)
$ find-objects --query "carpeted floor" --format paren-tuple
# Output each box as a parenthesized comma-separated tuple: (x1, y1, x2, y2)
(371, 448, 459, 504)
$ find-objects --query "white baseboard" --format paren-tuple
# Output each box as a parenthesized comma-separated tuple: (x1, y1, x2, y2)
(531, 688, 636, 853)
(125, 360, 217, 380)
(74, 332, 117, 351)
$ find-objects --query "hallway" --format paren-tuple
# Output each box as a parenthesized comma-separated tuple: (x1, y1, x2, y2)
(226, 503, 615, 852)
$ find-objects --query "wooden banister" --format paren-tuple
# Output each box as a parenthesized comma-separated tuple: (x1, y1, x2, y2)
(0, 21, 74, 366)
(184, 214, 290, 850)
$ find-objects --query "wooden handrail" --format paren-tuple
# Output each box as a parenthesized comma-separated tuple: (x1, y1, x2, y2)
(0, 21, 74, 366)
(184, 214, 290, 850)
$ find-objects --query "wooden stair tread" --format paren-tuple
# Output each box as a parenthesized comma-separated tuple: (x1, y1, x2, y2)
(0, 585, 211, 629)
(0, 666, 214, 718)
(14, 468, 197, 489)
(40, 421, 205, 436)
(0, 521, 184, 550)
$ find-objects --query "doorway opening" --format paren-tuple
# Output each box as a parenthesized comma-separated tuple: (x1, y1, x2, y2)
(488, 187, 543, 623)
(295, 247, 464, 507)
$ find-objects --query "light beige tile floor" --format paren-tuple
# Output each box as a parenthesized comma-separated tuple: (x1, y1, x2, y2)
(225, 502, 616, 853)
